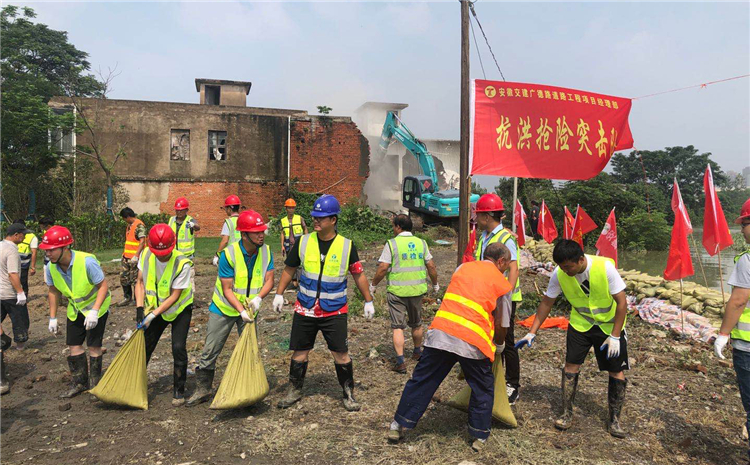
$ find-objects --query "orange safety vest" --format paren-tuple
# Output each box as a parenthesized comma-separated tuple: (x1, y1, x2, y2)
(123, 218, 145, 259)
(429, 261, 512, 361)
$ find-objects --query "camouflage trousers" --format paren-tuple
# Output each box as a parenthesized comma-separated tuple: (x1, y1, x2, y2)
(120, 256, 138, 288)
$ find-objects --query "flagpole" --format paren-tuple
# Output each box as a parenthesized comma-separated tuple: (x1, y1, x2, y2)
(511, 177, 518, 234)
(689, 233, 709, 288)
(679, 278, 685, 338)
(717, 247, 728, 310)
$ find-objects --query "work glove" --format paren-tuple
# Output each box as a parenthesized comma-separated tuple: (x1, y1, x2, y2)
(600, 335, 621, 359)
(130, 255, 139, 264)
(368, 283, 376, 296)
(714, 334, 730, 360)
(84, 311, 99, 330)
(514, 333, 536, 350)
(273, 294, 285, 313)
(433, 284, 440, 293)
(240, 310, 254, 323)
(363, 301, 375, 319)
(16, 292, 26, 306)
(212, 255, 219, 267)
(186, 220, 195, 229)
(249, 296, 263, 312)
(497, 343, 506, 353)
(48, 317, 58, 335)
(136, 306, 145, 323)
(137, 313, 156, 330)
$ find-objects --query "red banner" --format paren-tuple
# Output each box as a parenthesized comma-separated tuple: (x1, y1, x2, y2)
(470, 80, 634, 180)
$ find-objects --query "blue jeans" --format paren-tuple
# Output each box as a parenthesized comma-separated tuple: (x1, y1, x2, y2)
(733, 348, 750, 460)
(394, 346, 494, 440)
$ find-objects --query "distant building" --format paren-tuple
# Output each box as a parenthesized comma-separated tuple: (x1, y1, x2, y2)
(743, 166, 750, 188)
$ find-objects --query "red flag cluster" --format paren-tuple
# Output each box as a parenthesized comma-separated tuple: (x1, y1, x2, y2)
(663, 179, 694, 281)
(514, 200, 527, 247)
(537, 201, 558, 244)
(702, 165, 734, 255)
(596, 209, 618, 266)
(571, 206, 597, 250)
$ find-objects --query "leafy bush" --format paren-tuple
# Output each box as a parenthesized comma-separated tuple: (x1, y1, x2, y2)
(618, 209, 671, 252)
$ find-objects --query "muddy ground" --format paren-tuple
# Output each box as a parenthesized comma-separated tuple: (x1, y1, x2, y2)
(1, 241, 748, 465)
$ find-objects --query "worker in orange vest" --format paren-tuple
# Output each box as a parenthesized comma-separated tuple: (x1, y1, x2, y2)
(117, 208, 147, 320)
(387, 242, 513, 451)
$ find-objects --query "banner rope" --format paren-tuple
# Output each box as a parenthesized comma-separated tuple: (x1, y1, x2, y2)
(632, 74, 749, 100)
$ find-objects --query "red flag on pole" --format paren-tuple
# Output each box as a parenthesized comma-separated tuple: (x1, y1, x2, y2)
(671, 178, 693, 234)
(563, 206, 575, 240)
(463, 225, 477, 263)
(514, 199, 527, 247)
(537, 200, 558, 244)
(664, 213, 694, 280)
(571, 205, 598, 249)
(702, 165, 734, 256)
(595, 208, 618, 266)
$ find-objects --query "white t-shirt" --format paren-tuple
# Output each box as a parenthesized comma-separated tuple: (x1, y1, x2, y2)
(138, 257, 191, 290)
(545, 256, 626, 299)
(728, 252, 750, 351)
(378, 232, 433, 263)
(29, 236, 38, 249)
(0, 240, 21, 300)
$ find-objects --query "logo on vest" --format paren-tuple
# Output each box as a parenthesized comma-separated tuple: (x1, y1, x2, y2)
(408, 242, 416, 250)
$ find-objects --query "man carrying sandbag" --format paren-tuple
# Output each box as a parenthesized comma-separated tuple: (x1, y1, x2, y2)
(134, 224, 193, 407)
(516, 239, 629, 438)
(188, 210, 274, 406)
(41, 226, 111, 398)
(388, 242, 512, 451)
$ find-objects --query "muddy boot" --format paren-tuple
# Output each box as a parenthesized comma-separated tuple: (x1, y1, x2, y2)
(173, 363, 187, 407)
(89, 355, 103, 390)
(186, 368, 214, 406)
(60, 354, 89, 399)
(554, 370, 579, 431)
(1, 352, 9, 395)
(607, 377, 628, 438)
(335, 361, 361, 412)
(117, 285, 133, 308)
(277, 360, 307, 409)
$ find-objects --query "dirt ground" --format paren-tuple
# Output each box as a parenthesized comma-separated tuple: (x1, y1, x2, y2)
(2, 241, 748, 465)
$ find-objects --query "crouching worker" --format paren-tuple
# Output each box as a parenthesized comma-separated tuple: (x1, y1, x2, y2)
(134, 224, 193, 407)
(188, 210, 274, 406)
(41, 226, 111, 398)
(388, 242, 513, 451)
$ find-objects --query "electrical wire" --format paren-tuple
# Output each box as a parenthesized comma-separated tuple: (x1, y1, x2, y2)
(469, 15, 486, 80)
(469, 1, 506, 81)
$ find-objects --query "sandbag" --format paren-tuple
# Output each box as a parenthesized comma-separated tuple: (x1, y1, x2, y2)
(636, 293, 646, 302)
(446, 355, 517, 428)
(210, 320, 269, 410)
(664, 282, 680, 290)
(705, 298, 724, 308)
(89, 329, 148, 410)
(681, 297, 698, 309)
(687, 302, 703, 314)
(704, 306, 723, 316)
(654, 287, 668, 295)
(642, 288, 657, 298)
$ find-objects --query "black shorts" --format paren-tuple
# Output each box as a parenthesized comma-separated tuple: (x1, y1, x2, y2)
(565, 325, 629, 373)
(289, 312, 348, 353)
(66, 311, 108, 347)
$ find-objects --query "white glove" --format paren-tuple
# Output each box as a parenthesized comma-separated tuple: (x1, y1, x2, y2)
(273, 294, 285, 313)
(84, 311, 99, 330)
(714, 334, 730, 360)
(368, 283, 376, 296)
(212, 255, 219, 267)
(600, 335, 621, 359)
(130, 255, 139, 264)
(240, 310, 254, 323)
(433, 284, 440, 293)
(16, 292, 26, 306)
(249, 296, 263, 312)
(142, 313, 156, 329)
(497, 343, 506, 353)
(186, 220, 195, 229)
(514, 333, 536, 349)
(363, 301, 375, 319)
(48, 317, 58, 334)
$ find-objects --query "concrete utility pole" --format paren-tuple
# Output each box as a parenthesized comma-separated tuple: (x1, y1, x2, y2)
(457, 0, 471, 266)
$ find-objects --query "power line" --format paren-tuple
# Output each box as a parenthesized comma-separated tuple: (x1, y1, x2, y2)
(469, 15, 486, 80)
(469, 1, 506, 81)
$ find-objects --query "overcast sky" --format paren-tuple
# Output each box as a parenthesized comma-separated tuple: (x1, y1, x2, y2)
(14, 1, 750, 179)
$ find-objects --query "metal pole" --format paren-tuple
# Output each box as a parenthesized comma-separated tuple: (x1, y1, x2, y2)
(457, 0, 471, 266)
(511, 177, 518, 233)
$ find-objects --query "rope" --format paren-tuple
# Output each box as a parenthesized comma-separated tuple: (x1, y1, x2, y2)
(469, 16, 486, 80)
(632, 74, 749, 100)
(468, 1, 506, 81)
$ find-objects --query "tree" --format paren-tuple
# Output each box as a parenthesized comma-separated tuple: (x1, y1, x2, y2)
(317, 105, 332, 115)
(471, 180, 487, 196)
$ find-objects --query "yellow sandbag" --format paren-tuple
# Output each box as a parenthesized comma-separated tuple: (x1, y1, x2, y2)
(210, 320, 269, 410)
(641, 288, 657, 298)
(89, 329, 148, 410)
(681, 297, 698, 309)
(446, 356, 517, 428)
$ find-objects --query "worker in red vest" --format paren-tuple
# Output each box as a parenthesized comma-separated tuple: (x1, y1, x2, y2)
(388, 242, 513, 451)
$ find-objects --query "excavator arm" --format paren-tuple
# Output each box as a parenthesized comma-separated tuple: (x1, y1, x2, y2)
(379, 111, 439, 191)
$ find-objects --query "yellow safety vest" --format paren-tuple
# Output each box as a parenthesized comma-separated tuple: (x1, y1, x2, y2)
(386, 236, 428, 297)
(224, 216, 241, 245)
(17, 233, 36, 267)
(297, 233, 352, 312)
(731, 250, 750, 342)
(48, 251, 111, 321)
(281, 215, 304, 237)
(475, 227, 522, 302)
(168, 215, 195, 257)
(140, 250, 193, 322)
(211, 242, 270, 317)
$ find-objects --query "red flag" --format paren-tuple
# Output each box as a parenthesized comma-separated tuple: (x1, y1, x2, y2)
(671, 178, 693, 234)
(537, 200, 558, 244)
(463, 225, 477, 263)
(514, 199, 527, 247)
(664, 212, 694, 280)
(595, 208, 618, 266)
(563, 207, 575, 240)
(571, 205, 598, 249)
(702, 165, 734, 256)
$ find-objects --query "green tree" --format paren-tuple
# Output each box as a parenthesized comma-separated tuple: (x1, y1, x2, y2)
(317, 105, 332, 115)
(471, 180, 487, 195)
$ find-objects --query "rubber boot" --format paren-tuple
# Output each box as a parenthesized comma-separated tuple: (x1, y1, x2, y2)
(335, 361, 361, 412)
(61, 353, 89, 399)
(173, 363, 187, 407)
(117, 285, 133, 308)
(1, 352, 9, 395)
(186, 368, 214, 406)
(607, 377, 628, 438)
(89, 355, 103, 390)
(554, 370, 579, 431)
(277, 360, 307, 409)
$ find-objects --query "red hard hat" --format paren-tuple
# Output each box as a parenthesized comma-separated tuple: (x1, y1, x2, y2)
(224, 195, 241, 207)
(174, 197, 189, 210)
(237, 210, 267, 233)
(475, 193, 505, 212)
(148, 223, 176, 257)
(735, 198, 750, 224)
(39, 226, 74, 250)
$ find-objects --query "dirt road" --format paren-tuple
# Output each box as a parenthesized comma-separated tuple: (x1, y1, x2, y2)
(1, 242, 747, 464)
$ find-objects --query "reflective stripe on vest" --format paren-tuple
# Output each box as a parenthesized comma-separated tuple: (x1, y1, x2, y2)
(475, 228, 522, 302)
(17, 233, 35, 267)
(211, 242, 270, 317)
(281, 215, 304, 237)
(48, 251, 111, 321)
(224, 217, 241, 244)
(140, 250, 193, 321)
(297, 233, 352, 312)
(123, 218, 145, 258)
(168, 215, 195, 257)
(731, 250, 750, 342)
(557, 255, 623, 335)
(386, 236, 428, 297)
